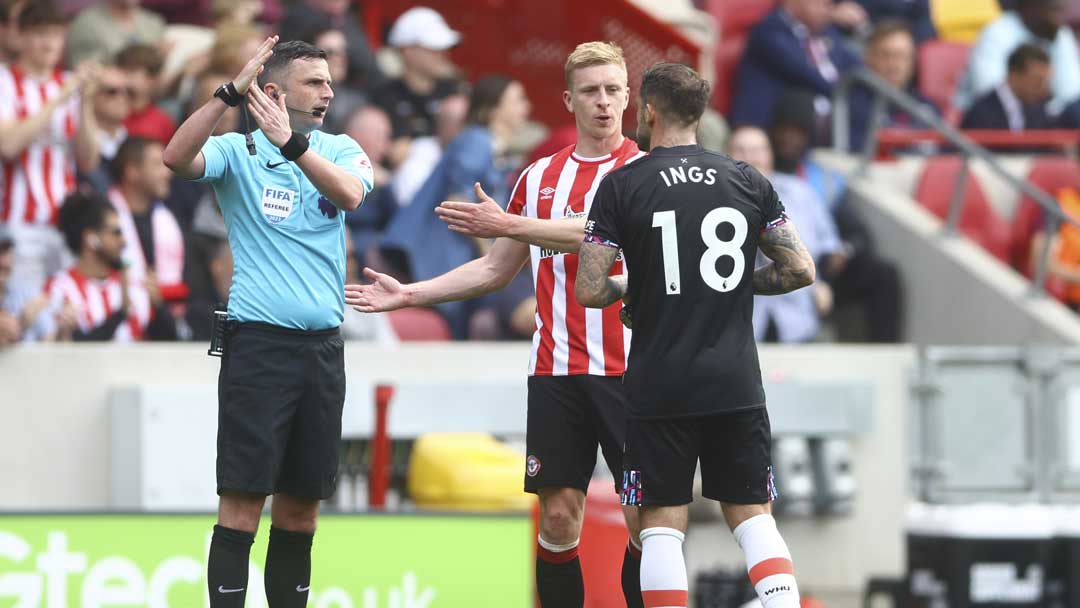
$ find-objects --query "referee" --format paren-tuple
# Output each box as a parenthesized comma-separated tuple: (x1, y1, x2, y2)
(164, 36, 373, 608)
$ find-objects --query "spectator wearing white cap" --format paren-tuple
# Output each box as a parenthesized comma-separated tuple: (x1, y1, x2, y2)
(373, 7, 464, 167)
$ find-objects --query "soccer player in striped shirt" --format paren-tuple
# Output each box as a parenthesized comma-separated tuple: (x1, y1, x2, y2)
(0, 1, 102, 289)
(347, 42, 646, 607)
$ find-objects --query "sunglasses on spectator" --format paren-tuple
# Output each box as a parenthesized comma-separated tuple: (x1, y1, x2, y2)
(100, 86, 137, 98)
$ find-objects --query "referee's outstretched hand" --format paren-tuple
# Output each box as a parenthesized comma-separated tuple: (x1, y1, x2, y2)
(233, 35, 278, 95)
(436, 182, 512, 239)
(345, 268, 408, 313)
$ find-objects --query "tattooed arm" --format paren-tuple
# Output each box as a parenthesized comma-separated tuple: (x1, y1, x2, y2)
(575, 242, 626, 308)
(754, 218, 816, 295)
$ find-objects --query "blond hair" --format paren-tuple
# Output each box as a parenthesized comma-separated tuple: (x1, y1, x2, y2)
(564, 41, 627, 88)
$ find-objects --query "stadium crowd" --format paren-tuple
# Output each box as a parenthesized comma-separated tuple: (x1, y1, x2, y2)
(0, 0, 1076, 347)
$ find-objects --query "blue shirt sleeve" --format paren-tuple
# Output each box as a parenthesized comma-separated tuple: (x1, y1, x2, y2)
(193, 134, 235, 183)
(332, 134, 375, 198)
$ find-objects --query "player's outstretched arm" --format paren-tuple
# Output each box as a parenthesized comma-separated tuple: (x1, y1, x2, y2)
(754, 218, 816, 295)
(345, 237, 530, 312)
(575, 242, 625, 308)
(437, 183, 587, 254)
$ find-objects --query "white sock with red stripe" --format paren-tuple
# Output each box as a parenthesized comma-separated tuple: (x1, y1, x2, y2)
(732, 514, 800, 607)
(639, 527, 688, 608)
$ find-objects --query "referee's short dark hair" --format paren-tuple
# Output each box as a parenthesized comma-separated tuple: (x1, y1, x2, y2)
(640, 62, 711, 128)
(258, 40, 328, 89)
(1008, 43, 1050, 74)
(57, 190, 115, 255)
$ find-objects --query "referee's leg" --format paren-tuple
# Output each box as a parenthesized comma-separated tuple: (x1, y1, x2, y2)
(209, 492, 266, 607)
(209, 324, 312, 607)
(265, 493, 320, 607)
(261, 331, 346, 607)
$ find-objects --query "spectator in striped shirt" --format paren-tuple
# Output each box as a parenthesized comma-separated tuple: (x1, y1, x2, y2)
(37, 191, 154, 342)
(0, 0, 103, 292)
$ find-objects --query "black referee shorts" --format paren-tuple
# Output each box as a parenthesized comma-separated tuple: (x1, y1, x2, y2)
(216, 322, 345, 500)
(621, 407, 775, 507)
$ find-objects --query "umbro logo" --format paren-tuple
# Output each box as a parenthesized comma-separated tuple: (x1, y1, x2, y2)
(539, 186, 555, 199)
(266, 160, 288, 169)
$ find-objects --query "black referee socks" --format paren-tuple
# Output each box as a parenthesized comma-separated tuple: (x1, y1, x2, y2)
(208, 525, 255, 608)
(265, 526, 315, 608)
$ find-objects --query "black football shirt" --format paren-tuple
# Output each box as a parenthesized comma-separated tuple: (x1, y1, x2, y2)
(584, 144, 786, 418)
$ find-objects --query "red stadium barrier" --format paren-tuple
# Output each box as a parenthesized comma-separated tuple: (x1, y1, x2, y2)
(368, 384, 396, 509)
(876, 128, 1080, 158)
(364, 0, 703, 130)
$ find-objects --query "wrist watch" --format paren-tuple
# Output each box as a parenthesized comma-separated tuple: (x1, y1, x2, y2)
(214, 82, 243, 107)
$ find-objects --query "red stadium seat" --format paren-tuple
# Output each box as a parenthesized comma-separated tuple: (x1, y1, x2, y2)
(387, 308, 452, 341)
(704, 0, 775, 33)
(917, 40, 971, 121)
(1011, 157, 1080, 269)
(914, 156, 1011, 262)
(1009, 158, 1080, 301)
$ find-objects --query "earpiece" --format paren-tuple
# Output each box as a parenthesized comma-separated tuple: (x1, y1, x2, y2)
(89, 235, 101, 250)
(268, 87, 325, 118)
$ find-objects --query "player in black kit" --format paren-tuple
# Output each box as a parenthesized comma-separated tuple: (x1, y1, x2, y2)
(575, 62, 815, 608)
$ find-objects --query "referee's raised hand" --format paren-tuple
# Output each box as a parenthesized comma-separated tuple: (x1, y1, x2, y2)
(232, 35, 278, 95)
(247, 85, 292, 147)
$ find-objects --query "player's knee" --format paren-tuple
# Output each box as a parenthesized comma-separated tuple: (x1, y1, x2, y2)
(539, 494, 584, 543)
(720, 502, 770, 531)
(270, 495, 320, 534)
(218, 492, 266, 533)
(540, 507, 582, 543)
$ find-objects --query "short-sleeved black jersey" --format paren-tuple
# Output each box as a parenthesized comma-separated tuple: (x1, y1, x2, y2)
(584, 144, 786, 418)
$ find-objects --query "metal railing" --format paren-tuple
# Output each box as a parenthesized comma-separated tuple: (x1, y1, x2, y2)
(911, 345, 1080, 504)
(832, 68, 1080, 296)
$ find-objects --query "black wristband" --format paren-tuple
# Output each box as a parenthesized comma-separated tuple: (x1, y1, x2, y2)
(214, 82, 243, 107)
(279, 131, 309, 161)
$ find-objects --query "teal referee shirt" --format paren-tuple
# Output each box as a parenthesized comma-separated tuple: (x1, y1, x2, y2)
(196, 129, 374, 330)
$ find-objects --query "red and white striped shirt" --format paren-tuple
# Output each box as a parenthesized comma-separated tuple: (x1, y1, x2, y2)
(507, 138, 645, 377)
(43, 267, 152, 342)
(0, 64, 80, 227)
